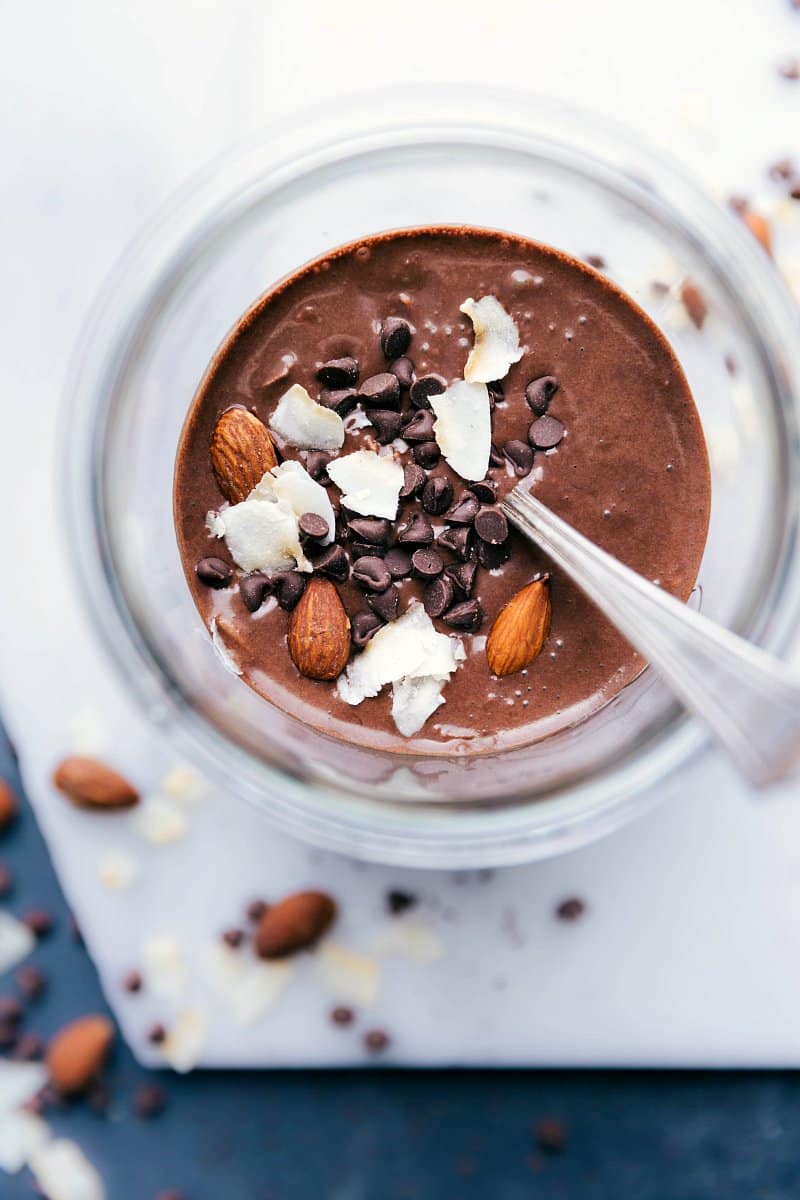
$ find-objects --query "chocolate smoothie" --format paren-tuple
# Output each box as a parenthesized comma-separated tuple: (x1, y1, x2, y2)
(174, 227, 710, 755)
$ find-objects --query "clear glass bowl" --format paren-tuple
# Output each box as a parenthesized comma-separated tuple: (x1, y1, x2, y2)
(63, 86, 800, 867)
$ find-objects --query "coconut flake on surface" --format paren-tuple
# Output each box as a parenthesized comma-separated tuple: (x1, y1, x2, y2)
(161, 765, 207, 803)
(327, 449, 404, 519)
(0, 912, 35, 975)
(29, 1139, 105, 1200)
(373, 916, 445, 964)
(0, 1061, 48, 1117)
(252, 460, 335, 544)
(269, 383, 344, 451)
(202, 943, 294, 1026)
(141, 934, 187, 999)
(133, 797, 188, 845)
(0, 1109, 50, 1175)
(97, 850, 139, 890)
(315, 942, 381, 1008)
(160, 1009, 209, 1073)
(430, 380, 492, 482)
(460, 295, 522, 383)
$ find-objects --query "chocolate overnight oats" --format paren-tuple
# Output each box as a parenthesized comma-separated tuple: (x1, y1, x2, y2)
(174, 226, 710, 754)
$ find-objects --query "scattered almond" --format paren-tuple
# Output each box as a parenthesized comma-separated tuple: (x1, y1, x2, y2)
(0, 779, 19, 832)
(52, 757, 139, 810)
(680, 280, 707, 329)
(287, 577, 351, 681)
(46, 1015, 114, 1093)
(210, 405, 277, 504)
(742, 210, 773, 257)
(486, 576, 552, 677)
(254, 890, 337, 959)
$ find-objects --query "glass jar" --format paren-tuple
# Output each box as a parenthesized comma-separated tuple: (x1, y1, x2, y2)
(63, 86, 800, 867)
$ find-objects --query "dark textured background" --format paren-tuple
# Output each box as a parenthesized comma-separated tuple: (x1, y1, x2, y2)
(2, 728, 798, 1200)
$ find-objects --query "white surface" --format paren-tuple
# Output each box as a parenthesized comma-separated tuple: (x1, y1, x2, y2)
(1, 0, 800, 1067)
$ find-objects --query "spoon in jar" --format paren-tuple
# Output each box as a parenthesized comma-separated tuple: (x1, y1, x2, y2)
(500, 485, 800, 787)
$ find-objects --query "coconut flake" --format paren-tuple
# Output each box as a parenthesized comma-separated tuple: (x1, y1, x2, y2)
(460, 295, 522, 382)
(161, 765, 207, 803)
(327, 449, 404, 519)
(0, 1109, 49, 1174)
(160, 1009, 208, 1073)
(252, 460, 335, 544)
(0, 1061, 48, 1116)
(212, 495, 304, 574)
(391, 676, 448, 737)
(0, 912, 35, 975)
(133, 797, 187, 845)
(269, 383, 344, 451)
(97, 850, 139, 890)
(141, 935, 187, 999)
(202, 943, 293, 1025)
(29, 1139, 105, 1200)
(373, 917, 445, 964)
(431, 380, 492, 482)
(315, 942, 381, 1008)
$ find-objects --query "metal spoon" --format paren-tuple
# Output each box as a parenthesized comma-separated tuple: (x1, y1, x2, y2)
(500, 485, 800, 787)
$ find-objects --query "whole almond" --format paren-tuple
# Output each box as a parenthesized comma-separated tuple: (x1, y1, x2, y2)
(742, 209, 772, 257)
(46, 1014, 114, 1093)
(210, 405, 277, 504)
(486, 575, 552, 677)
(0, 779, 19, 832)
(287, 577, 351, 681)
(52, 756, 139, 810)
(255, 890, 337, 959)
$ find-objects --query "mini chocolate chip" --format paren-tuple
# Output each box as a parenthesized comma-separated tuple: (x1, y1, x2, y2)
(525, 375, 559, 415)
(556, 896, 586, 921)
(349, 541, 385, 560)
(412, 548, 444, 579)
(446, 560, 478, 598)
(22, 909, 52, 938)
(791, 181, 800, 201)
(147, 1022, 167, 1045)
(387, 889, 417, 915)
(476, 539, 511, 569)
(348, 518, 392, 546)
(0, 863, 12, 897)
(384, 548, 413, 579)
(358, 372, 401, 409)
(400, 463, 426, 500)
(351, 610, 384, 649)
(271, 571, 307, 610)
(331, 1005, 355, 1026)
(222, 928, 244, 949)
(368, 409, 403, 443)
(122, 969, 143, 994)
(410, 374, 446, 409)
(240, 572, 272, 613)
(368, 585, 400, 622)
(778, 56, 800, 81)
(352, 556, 392, 593)
(437, 525, 472, 561)
(474, 507, 508, 544)
(770, 158, 796, 181)
(317, 356, 359, 388)
(0, 995, 23, 1024)
(246, 899, 268, 922)
(534, 1117, 568, 1155)
(196, 557, 233, 589)
(306, 451, 334, 483)
(442, 599, 483, 632)
(312, 544, 350, 582)
(413, 441, 440, 468)
(133, 1082, 166, 1119)
(318, 387, 358, 416)
(504, 439, 534, 475)
(397, 512, 434, 546)
(298, 512, 330, 542)
(446, 493, 480, 525)
(489, 442, 505, 468)
(15, 966, 46, 1000)
(389, 356, 415, 389)
(380, 317, 412, 359)
(529, 415, 565, 450)
(585, 253, 606, 269)
(468, 478, 497, 504)
(487, 379, 505, 409)
(364, 1028, 391, 1053)
(423, 574, 454, 618)
(402, 409, 435, 442)
(422, 476, 453, 515)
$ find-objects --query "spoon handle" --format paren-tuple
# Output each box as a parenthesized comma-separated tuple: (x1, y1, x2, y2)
(501, 486, 800, 787)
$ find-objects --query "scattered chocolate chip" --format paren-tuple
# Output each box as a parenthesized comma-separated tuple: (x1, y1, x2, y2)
(476, 539, 511, 569)
(585, 253, 606, 269)
(468, 478, 497, 504)
(358, 372, 401, 409)
(312, 544, 350, 582)
(489, 442, 505, 468)
(778, 56, 800, 80)
(22, 909, 53, 939)
(318, 387, 358, 416)
(413, 440, 440, 468)
(122, 969, 143, 994)
(364, 1028, 391, 1054)
(306, 451, 334, 483)
(410, 373, 446, 409)
(724, 353, 738, 377)
(348, 518, 392, 547)
(399, 463, 426, 500)
(0, 995, 23, 1024)
(246, 899, 268, 922)
(402, 409, 435, 442)
(503, 439, 534, 476)
(533, 1117, 567, 1155)
(556, 896, 586, 922)
(387, 890, 418, 916)
(423, 575, 454, 618)
(271, 571, 307, 610)
(380, 316, 413, 359)
(389, 356, 415, 389)
(529, 415, 565, 450)
(222, 928, 245, 949)
(15, 966, 46, 1000)
(412, 548, 444, 580)
(368, 409, 403, 443)
(446, 560, 478, 598)
(474, 507, 508, 545)
(397, 512, 434, 546)
(352, 556, 392, 593)
(298, 512, 330, 542)
(384, 548, 413, 579)
(11, 1032, 44, 1061)
(436, 525, 472, 561)
(147, 1022, 167, 1045)
(790, 180, 800, 201)
(349, 541, 384, 561)
(133, 1082, 166, 1119)
(195, 557, 233, 589)
(330, 1005, 354, 1026)
(317, 356, 359, 388)
(680, 279, 707, 329)
(368, 585, 400, 623)
(422, 476, 453, 516)
(525, 375, 559, 415)
(446, 493, 479, 525)
(0, 863, 14, 897)
(442, 600, 483, 632)
(239, 572, 272, 613)
(351, 610, 384, 649)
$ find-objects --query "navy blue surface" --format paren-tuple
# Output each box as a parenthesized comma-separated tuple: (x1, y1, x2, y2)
(2, 727, 799, 1200)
